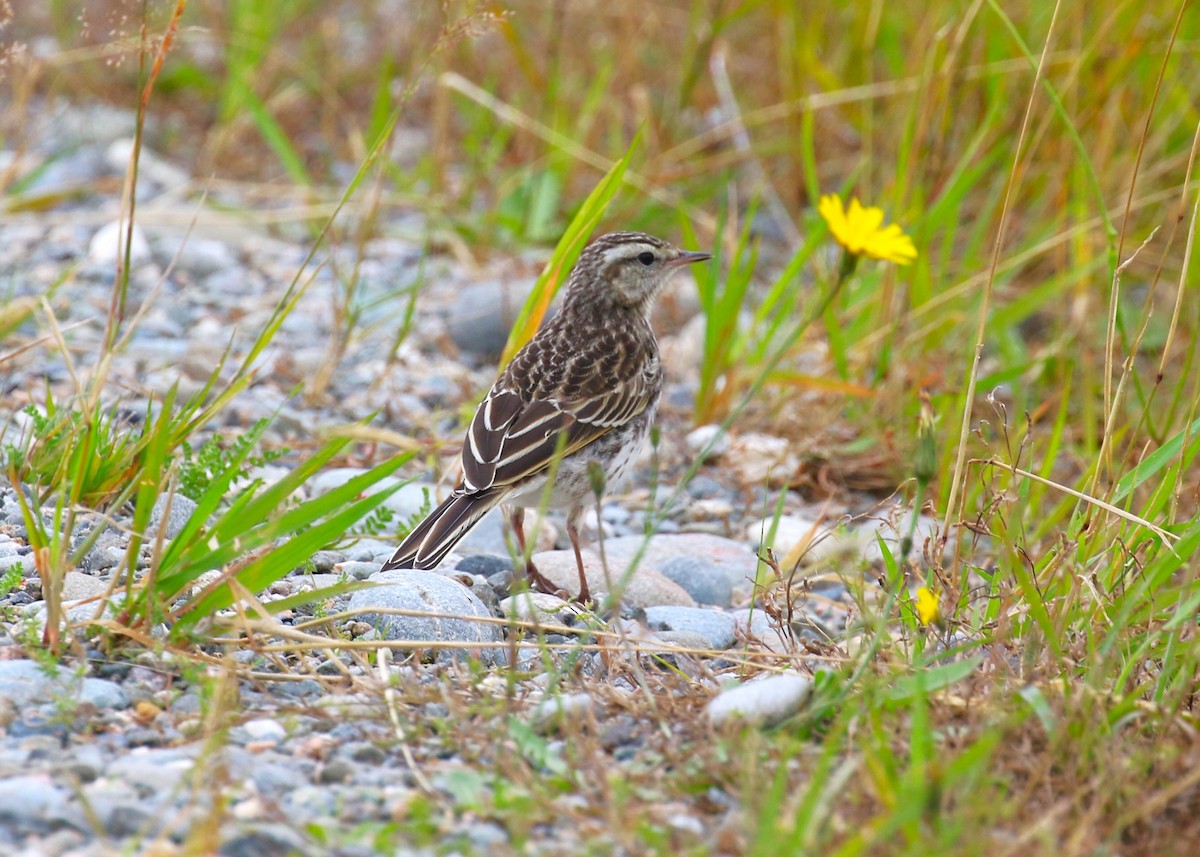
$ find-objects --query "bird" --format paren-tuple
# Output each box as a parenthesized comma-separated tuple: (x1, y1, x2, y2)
(381, 231, 711, 602)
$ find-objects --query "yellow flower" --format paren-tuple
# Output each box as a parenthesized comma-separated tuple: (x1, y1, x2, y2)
(915, 586, 941, 627)
(818, 195, 917, 265)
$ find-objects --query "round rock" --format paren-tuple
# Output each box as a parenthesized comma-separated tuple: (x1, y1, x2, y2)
(658, 556, 735, 606)
(707, 673, 813, 727)
(531, 550, 695, 608)
(644, 606, 737, 650)
(347, 570, 502, 664)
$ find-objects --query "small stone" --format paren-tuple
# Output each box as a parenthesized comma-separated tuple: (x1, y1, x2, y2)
(753, 514, 858, 567)
(707, 673, 813, 727)
(531, 550, 695, 608)
(644, 606, 737, 650)
(686, 424, 730, 458)
(725, 432, 800, 486)
(242, 718, 286, 743)
(151, 232, 238, 277)
(499, 591, 582, 628)
(347, 570, 502, 664)
(105, 749, 195, 793)
(309, 550, 345, 571)
(651, 630, 712, 651)
(532, 692, 594, 732)
(333, 561, 379, 581)
(316, 757, 355, 785)
(132, 701, 160, 724)
(730, 607, 782, 642)
(89, 219, 152, 265)
(447, 279, 541, 359)
(60, 570, 108, 601)
(602, 533, 757, 599)
(0, 774, 63, 833)
(0, 659, 128, 710)
(149, 493, 198, 539)
(658, 556, 735, 607)
(222, 822, 315, 857)
(456, 554, 513, 577)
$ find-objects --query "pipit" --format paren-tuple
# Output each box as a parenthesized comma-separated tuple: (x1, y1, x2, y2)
(382, 231, 711, 601)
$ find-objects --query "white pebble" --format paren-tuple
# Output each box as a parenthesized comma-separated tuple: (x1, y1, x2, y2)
(707, 673, 812, 727)
(89, 219, 152, 265)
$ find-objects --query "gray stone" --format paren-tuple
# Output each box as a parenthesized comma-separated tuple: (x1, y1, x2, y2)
(651, 630, 713, 652)
(308, 550, 346, 571)
(60, 571, 108, 601)
(0, 774, 64, 832)
(455, 554, 512, 577)
(644, 606, 737, 650)
(730, 607, 783, 642)
(601, 533, 757, 599)
(686, 424, 730, 458)
(149, 493, 199, 539)
(659, 556, 735, 606)
(222, 822, 316, 857)
(0, 659, 128, 710)
(446, 279, 543, 359)
(151, 233, 238, 277)
(22, 592, 127, 637)
(332, 561, 379, 581)
(347, 570, 502, 664)
(707, 673, 813, 727)
(105, 748, 195, 793)
(499, 591, 582, 628)
(532, 550, 695, 608)
(530, 686, 595, 729)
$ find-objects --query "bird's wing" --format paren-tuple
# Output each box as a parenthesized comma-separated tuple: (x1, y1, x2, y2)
(459, 334, 660, 494)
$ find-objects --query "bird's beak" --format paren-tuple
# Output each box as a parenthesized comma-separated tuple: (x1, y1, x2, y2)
(667, 250, 712, 268)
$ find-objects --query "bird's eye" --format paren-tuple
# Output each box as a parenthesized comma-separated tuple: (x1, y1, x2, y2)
(636, 251, 655, 266)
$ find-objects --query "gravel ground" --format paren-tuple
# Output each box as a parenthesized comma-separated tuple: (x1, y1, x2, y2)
(0, 107, 928, 855)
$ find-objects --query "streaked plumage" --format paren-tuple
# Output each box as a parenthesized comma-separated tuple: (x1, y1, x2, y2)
(382, 231, 710, 600)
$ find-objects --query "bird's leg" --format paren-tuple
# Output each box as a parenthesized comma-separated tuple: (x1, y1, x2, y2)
(510, 507, 556, 594)
(565, 514, 591, 604)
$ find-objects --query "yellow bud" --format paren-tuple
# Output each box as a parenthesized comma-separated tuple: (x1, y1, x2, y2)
(915, 586, 941, 627)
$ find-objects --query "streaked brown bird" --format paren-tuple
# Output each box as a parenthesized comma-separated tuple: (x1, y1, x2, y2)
(382, 231, 711, 601)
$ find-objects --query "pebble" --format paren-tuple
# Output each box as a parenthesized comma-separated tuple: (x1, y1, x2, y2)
(346, 569, 503, 663)
(707, 673, 813, 727)
(446, 278, 538, 359)
(242, 718, 287, 743)
(644, 606, 737, 650)
(685, 424, 730, 458)
(0, 775, 66, 834)
(658, 556, 736, 606)
(456, 553, 513, 577)
(60, 571, 108, 601)
(88, 219, 152, 265)
(148, 493, 198, 539)
(601, 533, 757, 598)
(724, 432, 800, 486)
(0, 660, 129, 710)
(499, 591, 583, 628)
(730, 607, 782, 642)
(531, 550, 695, 608)
(531, 692, 595, 732)
(332, 561, 380, 581)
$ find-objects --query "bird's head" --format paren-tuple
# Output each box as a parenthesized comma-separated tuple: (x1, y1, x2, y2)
(568, 231, 711, 311)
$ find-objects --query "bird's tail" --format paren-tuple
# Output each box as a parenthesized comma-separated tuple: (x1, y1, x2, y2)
(381, 489, 504, 571)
